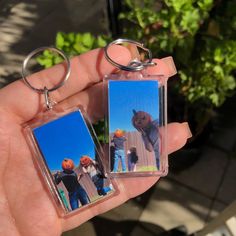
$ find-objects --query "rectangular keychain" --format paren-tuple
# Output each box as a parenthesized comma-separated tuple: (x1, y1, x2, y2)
(22, 47, 115, 216)
(104, 39, 172, 177)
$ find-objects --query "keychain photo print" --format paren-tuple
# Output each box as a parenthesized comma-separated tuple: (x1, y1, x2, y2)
(104, 39, 169, 177)
(22, 47, 115, 216)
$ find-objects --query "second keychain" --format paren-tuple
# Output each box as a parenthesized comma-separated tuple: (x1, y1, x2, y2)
(104, 39, 171, 177)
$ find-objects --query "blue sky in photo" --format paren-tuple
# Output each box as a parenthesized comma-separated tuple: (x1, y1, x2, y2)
(108, 80, 159, 132)
(33, 111, 95, 172)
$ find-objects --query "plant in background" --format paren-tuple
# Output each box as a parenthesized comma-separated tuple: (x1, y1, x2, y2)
(120, 0, 236, 137)
(38, 0, 236, 140)
(119, 0, 213, 54)
(37, 32, 109, 68)
(37, 32, 110, 142)
(179, 39, 236, 107)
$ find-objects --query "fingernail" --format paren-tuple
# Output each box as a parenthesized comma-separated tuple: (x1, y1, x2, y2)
(161, 56, 177, 77)
(182, 122, 192, 139)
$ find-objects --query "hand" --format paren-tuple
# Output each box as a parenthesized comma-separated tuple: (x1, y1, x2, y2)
(0, 46, 192, 236)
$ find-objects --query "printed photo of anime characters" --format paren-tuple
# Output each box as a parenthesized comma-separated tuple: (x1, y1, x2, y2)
(33, 111, 113, 212)
(108, 80, 160, 173)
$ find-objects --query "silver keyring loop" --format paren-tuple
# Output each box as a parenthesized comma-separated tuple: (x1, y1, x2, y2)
(104, 38, 155, 72)
(22, 47, 71, 93)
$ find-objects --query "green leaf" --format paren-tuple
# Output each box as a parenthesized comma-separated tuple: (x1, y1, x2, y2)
(209, 93, 219, 106)
(165, 0, 188, 12)
(188, 92, 194, 101)
(73, 43, 89, 54)
(39, 58, 53, 68)
(136, 8, 146, 28)
(180, 9, 200, 34)
(125, 0, 134, 8)
(205, 62, 211, 69)
(97, 35, 107, 47)
(56, 32, 65, 48)
(82, 33, 95, 48)
(197, 0, 213, 11)
(225, 75, 236, 90)
(75, 33, 83, 43)
(214, 48, 224, 63)
(43, 50, 53, 58)
(160, 40, 167, 50)
(54, 56, 64, 65)
(162, 20, 169, 28)
(36, 56, 46, 66)
(213, 65, 224, 77)
(179, 71, 188, 81)
(68, 33, 75, 43)
(118, 12, 126, 20)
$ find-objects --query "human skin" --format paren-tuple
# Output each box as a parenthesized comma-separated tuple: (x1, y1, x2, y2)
(0, 46, 192, 236)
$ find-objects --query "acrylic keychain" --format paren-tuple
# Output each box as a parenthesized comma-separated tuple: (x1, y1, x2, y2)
(22, 47, 115, 216)
(104, 39, 174, 177)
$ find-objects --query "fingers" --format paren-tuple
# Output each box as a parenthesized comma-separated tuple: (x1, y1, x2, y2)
(58, 84, 192, 154)
(61, 122, 192, 232)
(167, 122, 192, 154)
(61, 176, 159, 232)
(0, 46, 131, 123)
(146, 57, 176, 79)
(57, 57, 177, 121)
(59, 93, 192, 155)
(61, 189, 126, 231)
(57, 56, 192, 155)
(160, 57, 177, 77)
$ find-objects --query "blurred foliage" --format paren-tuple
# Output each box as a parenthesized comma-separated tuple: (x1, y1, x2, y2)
(120, 0, 236, 108)
(37, 0, 236, 137)
(37, 32, 110, 68)
(93, 119, 108, 144)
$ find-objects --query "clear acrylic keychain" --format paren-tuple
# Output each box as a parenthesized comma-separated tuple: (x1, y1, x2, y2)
(22, 47, 115, 216)
(104, 39, 172, 177)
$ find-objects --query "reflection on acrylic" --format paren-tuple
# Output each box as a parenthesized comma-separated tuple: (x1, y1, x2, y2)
(108, 80, 160, 173)
(33, 111, 113, 212)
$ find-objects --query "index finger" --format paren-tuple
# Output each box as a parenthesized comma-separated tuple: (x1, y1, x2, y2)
(0, 46, 131, 123)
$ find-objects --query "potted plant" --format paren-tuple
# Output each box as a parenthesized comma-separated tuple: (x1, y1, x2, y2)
(37, 0, 236, 169)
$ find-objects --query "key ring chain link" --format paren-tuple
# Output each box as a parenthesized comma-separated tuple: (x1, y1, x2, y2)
(21, 47, 71, 109)
(104, 38, 156, 72)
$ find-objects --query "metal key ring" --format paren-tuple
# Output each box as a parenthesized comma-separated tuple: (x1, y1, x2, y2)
(22, 47, 71, 93)
(104, 38, 156, 72)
